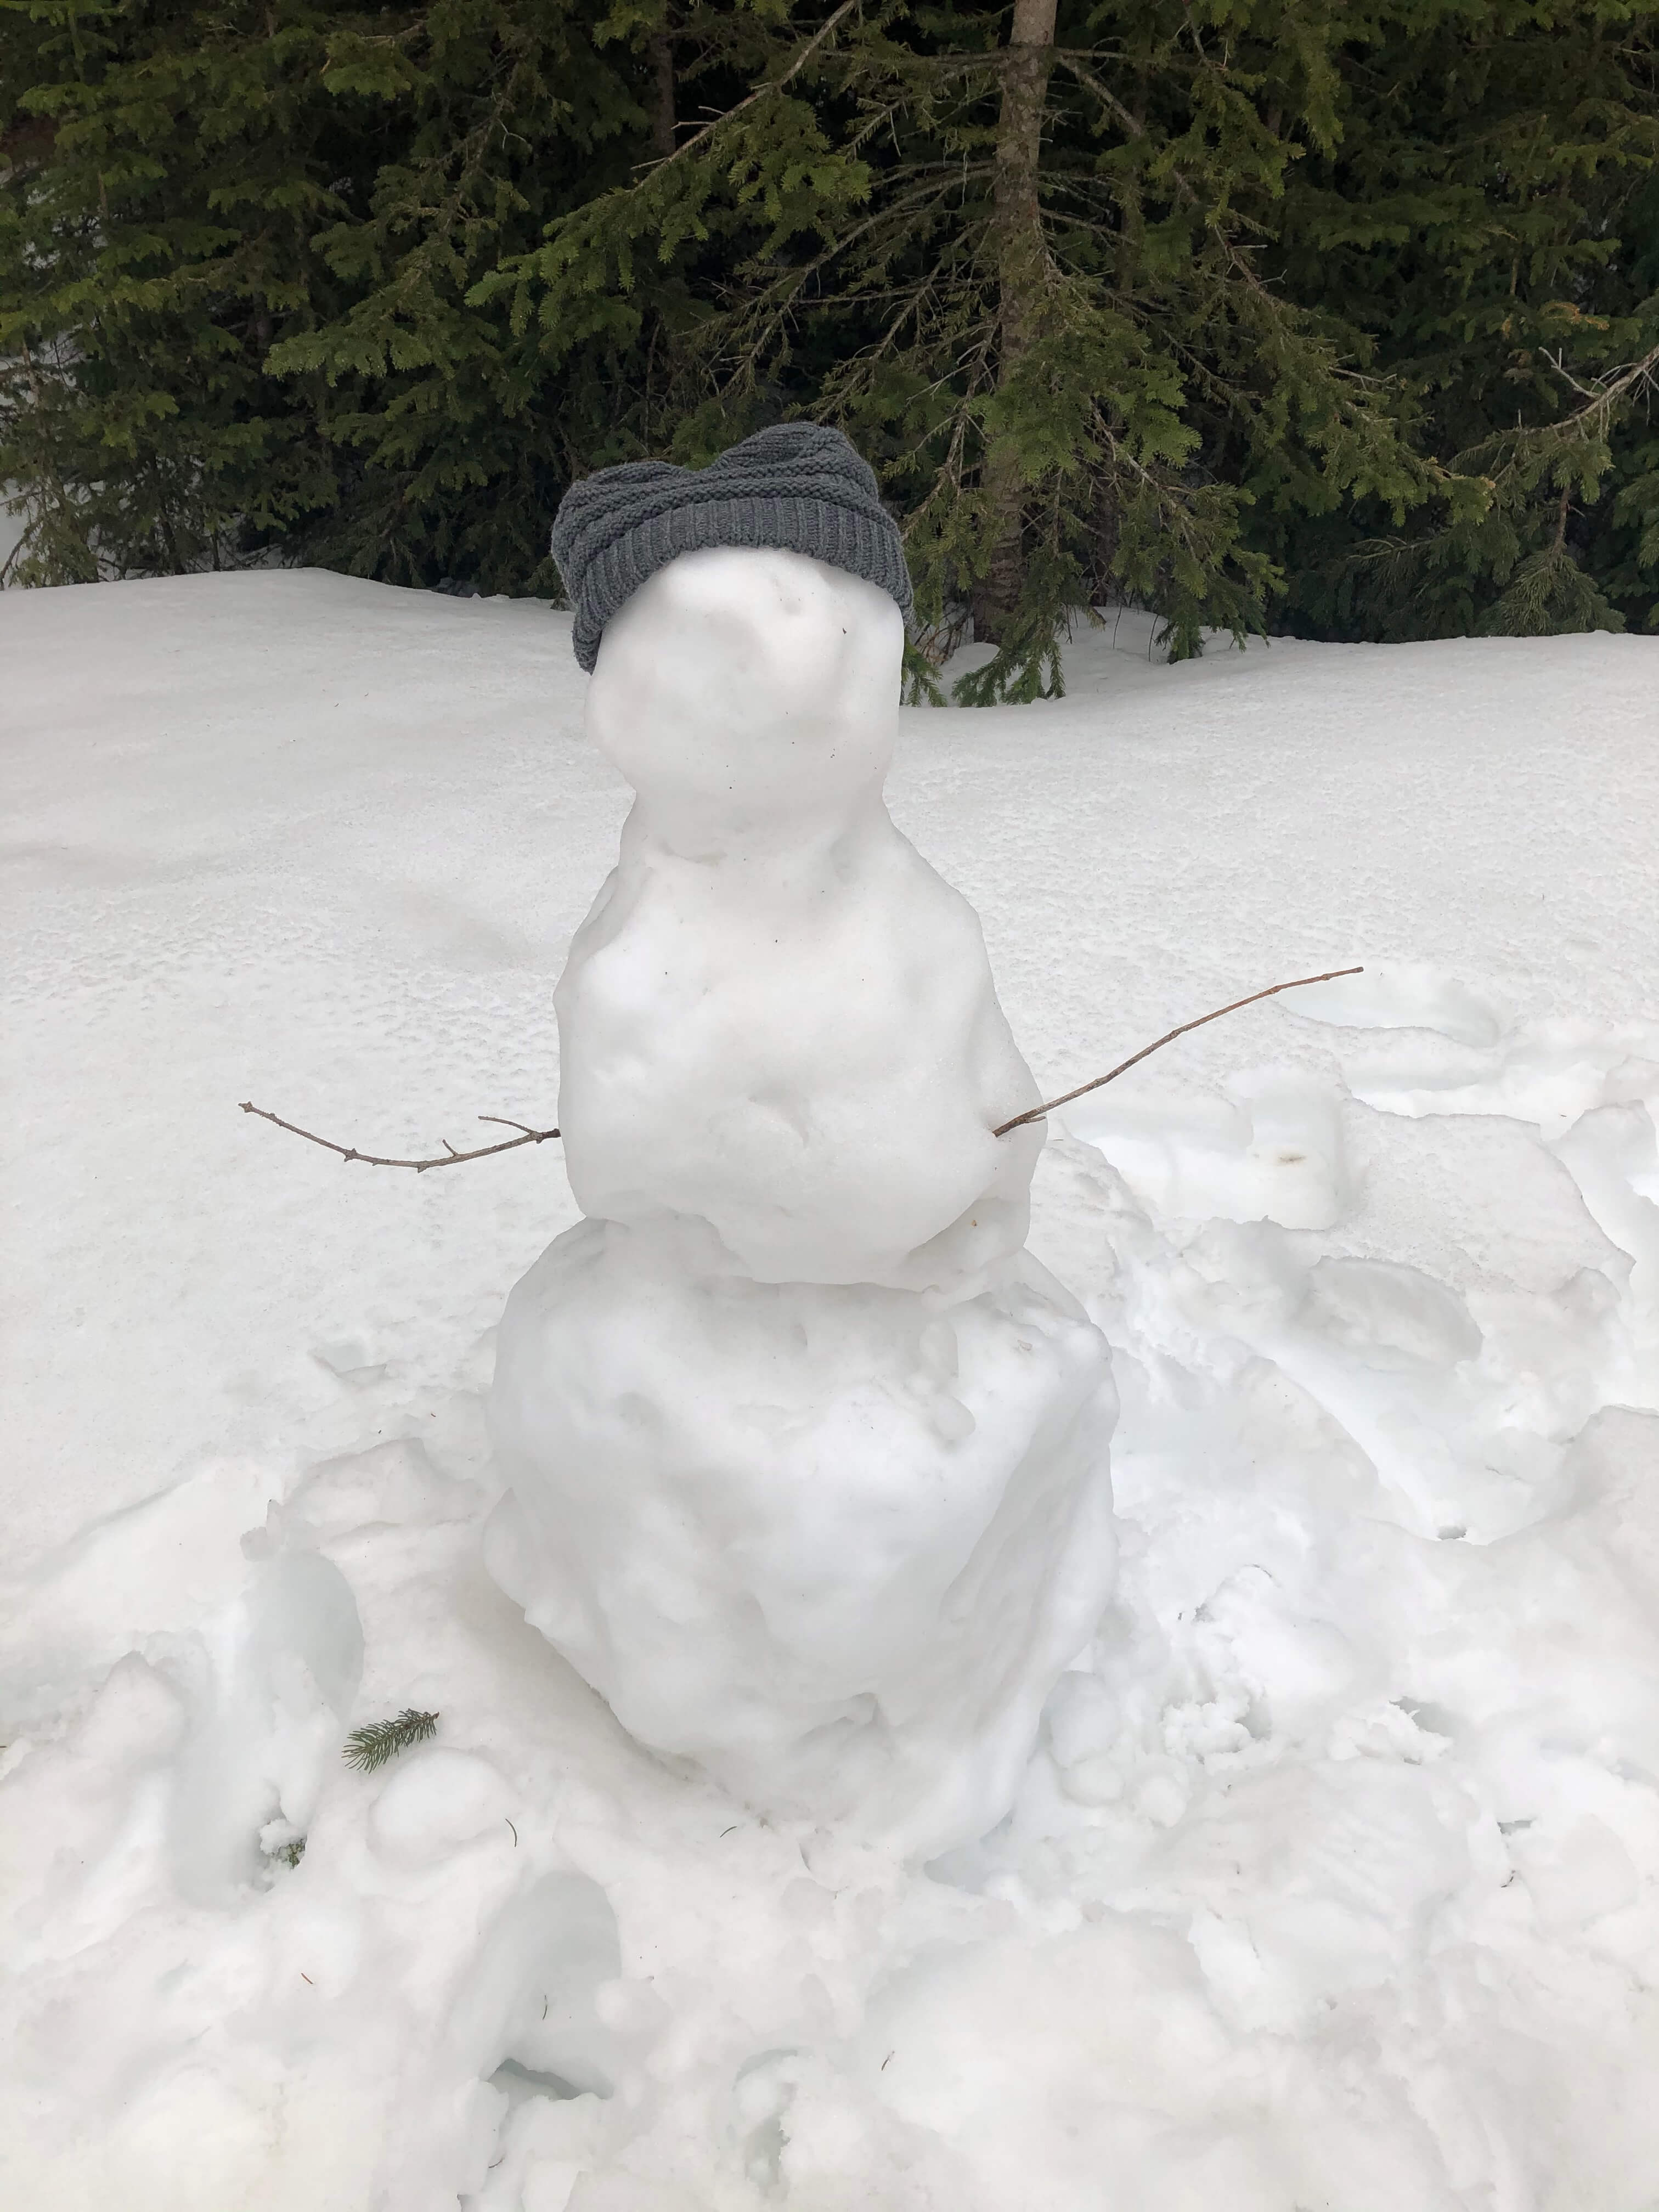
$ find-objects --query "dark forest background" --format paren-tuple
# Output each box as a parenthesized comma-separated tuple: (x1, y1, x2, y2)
(2, 0, 1655, 698)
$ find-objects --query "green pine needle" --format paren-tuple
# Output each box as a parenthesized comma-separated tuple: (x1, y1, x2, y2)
(342, 1708, 439, 1773)
(278, 1836, 307, 1869)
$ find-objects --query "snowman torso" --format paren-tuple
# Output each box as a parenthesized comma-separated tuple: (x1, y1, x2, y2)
(554, 546, 1042, 1290)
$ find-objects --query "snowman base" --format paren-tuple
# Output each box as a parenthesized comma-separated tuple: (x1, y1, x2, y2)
(486, 1214, 1117, 1859)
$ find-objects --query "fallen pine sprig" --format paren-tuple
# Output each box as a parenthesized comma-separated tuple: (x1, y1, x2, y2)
(343, 1708, 439, 1772)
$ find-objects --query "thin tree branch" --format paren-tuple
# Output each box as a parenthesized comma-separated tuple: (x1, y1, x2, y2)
(1053, 50, 1149, 138)
(634, 0, 859, 177)
(994, 967, 1364, 1135)
(1543, 335, 1659, 418)
(239, 1102, 560, 1171)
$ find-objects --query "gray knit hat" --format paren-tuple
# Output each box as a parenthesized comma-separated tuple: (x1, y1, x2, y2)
(550, 422, 913, 672)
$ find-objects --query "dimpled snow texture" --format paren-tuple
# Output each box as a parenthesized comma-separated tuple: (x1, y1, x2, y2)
(549, 422, 914, 672)
(488, 540, 1117, 1854)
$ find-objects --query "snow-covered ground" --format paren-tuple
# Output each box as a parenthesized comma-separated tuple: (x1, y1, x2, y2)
(3, 569, 1658, 2210)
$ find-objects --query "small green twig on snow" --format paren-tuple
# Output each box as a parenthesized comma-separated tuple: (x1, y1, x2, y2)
(343, 1708, 440, 1772)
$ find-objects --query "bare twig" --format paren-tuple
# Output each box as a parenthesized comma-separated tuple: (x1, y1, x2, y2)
(243, 966, 1364, 1172)
(994, 967, 1364, 1136)
(1542, 335, 1659, 419)
(239, 1101, 559, 1171)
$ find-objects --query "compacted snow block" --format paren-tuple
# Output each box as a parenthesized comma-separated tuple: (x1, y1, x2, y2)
(488, 427, 1117, 1857)
(489, 1217, 1115, 1855)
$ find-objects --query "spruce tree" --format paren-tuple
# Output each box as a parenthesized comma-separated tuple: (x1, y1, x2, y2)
(4, 0, 1653, 658)
(261, 0, 673, 593)
(0, 0, 670, 591)
(0, 0, 349, 582)
(489, 0, 1439, 697)
(1263, 0, 1659, 640)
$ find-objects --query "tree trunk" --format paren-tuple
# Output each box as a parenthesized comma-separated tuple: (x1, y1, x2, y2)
(648, 26, 675, 162)
(972, 0, 1057, 645)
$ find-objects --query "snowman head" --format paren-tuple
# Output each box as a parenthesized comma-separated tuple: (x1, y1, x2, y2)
(586, 546, 904, 843)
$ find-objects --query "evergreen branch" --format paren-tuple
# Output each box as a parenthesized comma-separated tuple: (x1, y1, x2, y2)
(1053, 50, 1150, 140)
(634, 0, 861, 178)
(709, 177, 975, 380)
(994, 968, 1365, 1135)
(342, 1709, 439, 1772)
(240, 1102, 560, 1171)
(1542, 336, 1659, 430)
(1444, 333, 1659, 517)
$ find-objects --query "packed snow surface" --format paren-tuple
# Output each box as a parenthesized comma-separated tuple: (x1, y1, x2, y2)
(4, 569, 1659, 2210)
(492, 543, 1115, 1858)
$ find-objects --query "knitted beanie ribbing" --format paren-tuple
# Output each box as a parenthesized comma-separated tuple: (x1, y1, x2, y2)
(550, 423, 914, 672)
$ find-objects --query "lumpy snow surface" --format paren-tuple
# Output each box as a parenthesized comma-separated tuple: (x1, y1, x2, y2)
(4, 572, 1659, 2210)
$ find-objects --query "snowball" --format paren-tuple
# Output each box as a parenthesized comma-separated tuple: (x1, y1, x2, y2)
(556, 547, 1044, 1296)
(368, 1748, 516, 1868)
(487, 1213, 1116, 1858)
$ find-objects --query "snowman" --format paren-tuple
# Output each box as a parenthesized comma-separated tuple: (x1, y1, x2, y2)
(486, 425, 1117, 1858)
